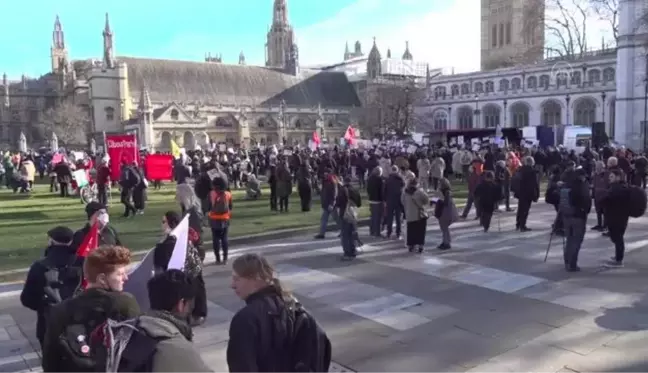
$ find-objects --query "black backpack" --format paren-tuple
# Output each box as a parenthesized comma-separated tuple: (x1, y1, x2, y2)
(628, 186, 647, 217)
(41, 257, 81, 305)
(56, 297, 113, 372)
(267, 298, 331, 372)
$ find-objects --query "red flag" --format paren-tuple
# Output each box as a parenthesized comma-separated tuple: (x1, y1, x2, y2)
(312, 131, 321, 145)
(76, 222, 99, 290)
(344, 126, 356, 145)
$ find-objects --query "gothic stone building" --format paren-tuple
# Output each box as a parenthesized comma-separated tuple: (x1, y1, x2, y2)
(1, 0, 361, 151)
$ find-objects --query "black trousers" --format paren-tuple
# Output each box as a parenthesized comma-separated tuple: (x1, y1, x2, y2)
(121, 188, 137, 216)
(406, 218, 427, 247)
(98, 184, 108, 206)
(59, 182, 69, 197)
(279, 196, 289, 212)
(298, 185, 312, 212)
(192, 273, 207, 318)
(480, 211, 493, 231)
(270, 187, 277, 211)
(608, 222, 628, 262)
(516, 198, 532, 228)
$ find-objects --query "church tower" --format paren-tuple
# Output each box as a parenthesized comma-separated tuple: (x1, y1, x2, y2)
(367, 38, 382, 80)
(266, 0, 295, 69)
(51, 15, 68, 74)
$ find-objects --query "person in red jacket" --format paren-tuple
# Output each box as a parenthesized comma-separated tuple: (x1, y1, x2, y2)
(96, 160, 111, 206)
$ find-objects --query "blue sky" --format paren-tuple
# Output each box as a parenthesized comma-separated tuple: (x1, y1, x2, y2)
(0, 0, 482, 80)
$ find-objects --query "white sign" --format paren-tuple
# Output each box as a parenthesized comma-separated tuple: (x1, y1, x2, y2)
(283, 149, 292, 156)
(457, 135, 465, 145)
(407, 145, 417, 154)
(219, 144, 226, 152)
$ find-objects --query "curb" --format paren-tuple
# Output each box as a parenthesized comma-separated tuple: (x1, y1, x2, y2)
(0, 217, 372, 280)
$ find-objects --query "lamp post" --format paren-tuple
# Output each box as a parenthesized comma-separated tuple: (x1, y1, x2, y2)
(565, 94, 571, 125)
(474, 95, 481, 129)
(601, 91, 607, 124)
(503, 99, 508, 128)
(278, 99, 286, 145)
(448, 105, 452, 130)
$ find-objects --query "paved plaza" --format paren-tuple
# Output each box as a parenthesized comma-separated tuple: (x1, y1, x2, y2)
(1, 202, 648, 371)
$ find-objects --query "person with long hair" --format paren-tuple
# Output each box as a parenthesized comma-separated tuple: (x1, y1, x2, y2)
(227, 253, 331, 372)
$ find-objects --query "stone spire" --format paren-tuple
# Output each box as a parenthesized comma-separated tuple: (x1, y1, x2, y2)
(53, 15, 65, 49)
(266, 0, 294, 68)
(387, 48, 392, 58)
(103, 13, 114, 68)
(239, 51, 246, 65)
(402, 41, 413, 60)
(2, 73, 9, 108)
(138, 86, 152, 114)
(344, 41, 350, 60)
(273, 0, 288, 26)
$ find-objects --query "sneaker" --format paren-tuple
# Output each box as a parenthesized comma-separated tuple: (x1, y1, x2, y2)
(566, 266, 581, 272)
(591, 225, 603, 231)
(604, 259, 623, 268)
(314, 234, 325, 239)
(340, 255, 355, 261)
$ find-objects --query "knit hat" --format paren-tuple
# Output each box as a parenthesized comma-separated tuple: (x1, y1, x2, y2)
(47, 226, 74, 245)
(85, 201, 106, 219)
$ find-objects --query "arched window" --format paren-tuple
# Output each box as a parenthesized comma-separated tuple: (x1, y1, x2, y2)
(573, 98, 597, 126)
(460, 83, 470, 95)
(541, 100, 562, 126)
(570, 71, 581, 86)
(434, 86, 446, 99)
(603, 68, 615, 83)
(498, 79, 509, 92)
(257, 118, 265, 127)
(451, 85, 459, 96)
(105, 107, 115, 121)
(510, 102, 530, 128)
(474, 82, 484, 93)
(527, 76, 537, 89)
(170, 109, 179, 120)
(485, 81, 494, 93)
(539, 75, 550, 89)
(556, 74, 567, 87)
(433, 111, 448, 130)
(483, 105, 501, 128)
(511, 78, 521, 90)
(457, 107, 473, 129)
(588, 69, 601, 84)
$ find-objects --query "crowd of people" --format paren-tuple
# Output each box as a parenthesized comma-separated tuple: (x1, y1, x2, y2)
(11, 137, 648, 371)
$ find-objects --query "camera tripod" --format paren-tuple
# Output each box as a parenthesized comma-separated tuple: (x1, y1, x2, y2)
(544, 228, 566, 262)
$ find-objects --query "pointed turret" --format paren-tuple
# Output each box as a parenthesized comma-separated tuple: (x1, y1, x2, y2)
(21, 74, 27, 90)
(386, 48, 392, 58)
(425, 64, 431, 87)
(2, 73, 9, 108)
(138, 86, 152, 114)
(344, 41, 350, 60)
(367, 37, 382, 79)
(53, 15, 65, 49)
(103, 13, 114, 68)
(354, 40, 362, 55)
(402, 41, 413, 60)
(239, 51, 246, 65)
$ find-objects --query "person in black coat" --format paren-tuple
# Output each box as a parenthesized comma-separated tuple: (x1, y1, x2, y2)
(512, 156, 540, 231)
(296, 164, 313, 212)
(20, 226, 79, 348)
(601, 169, 632, 267)
(474, 171, 502, 232)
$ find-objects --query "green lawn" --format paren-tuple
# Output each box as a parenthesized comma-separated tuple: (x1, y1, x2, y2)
(0, 180, 470, 271)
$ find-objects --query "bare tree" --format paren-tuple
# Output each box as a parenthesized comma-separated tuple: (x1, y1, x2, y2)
(590, 0, 619, 44)
(520, 0, 617, 60)
(39, 100, 90, 146)
(365, 82, 423, 138)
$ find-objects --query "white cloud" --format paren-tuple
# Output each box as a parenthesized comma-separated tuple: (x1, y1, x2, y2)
(297, 0, 480, 73)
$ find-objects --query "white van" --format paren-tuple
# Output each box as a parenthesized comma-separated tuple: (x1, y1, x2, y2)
(563, 126, 592, 154)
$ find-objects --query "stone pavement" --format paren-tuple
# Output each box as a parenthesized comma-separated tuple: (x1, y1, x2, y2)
(1, 201, 648, 371)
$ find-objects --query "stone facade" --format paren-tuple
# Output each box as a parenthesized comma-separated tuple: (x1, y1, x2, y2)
(481, 0, 544, 70)
(417, 49, 618, 135)
(0, 0, 361, 151)
(614, 0, 648, 150)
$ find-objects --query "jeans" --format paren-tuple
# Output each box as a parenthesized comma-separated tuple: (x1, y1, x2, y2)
(340, 220, 356, 257)
(439, 221, 451, 245)
(516, 198, 532, 228)
(369, 203, 383, 236)
(211, 222, 229, 262)
(319, 208, 340, 236)
(98, 184, 108, 206)
(563, 216, 586, 268)
(385, 202, 402, 237)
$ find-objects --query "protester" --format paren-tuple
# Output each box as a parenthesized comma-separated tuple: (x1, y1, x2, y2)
(512, 156, 540, 231)
(557, 167, 592, 272)
(434, 178, 459, 250)
(337, 176, 362, 260)
(602, 169, 632, 268)
(384, 165, 405, 240)
(71, 202, 121, 253)
(20, 226, 80, 349)
(474, 171, 502, 232)
(366, 166, 385, 237)
(314, 172, 339, 239)
(228, 253, 331, 372)
(42, 245, 140, 372)
(402, 178, 430, 253)
(208, 177, 232, 264)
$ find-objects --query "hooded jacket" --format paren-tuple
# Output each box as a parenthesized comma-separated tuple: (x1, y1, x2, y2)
(401, 185, 430, 222)
(136, 310, 211, 372)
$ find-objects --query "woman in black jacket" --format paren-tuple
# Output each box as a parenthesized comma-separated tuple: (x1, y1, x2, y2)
(366, 166, 385, 237)
(154, 211, 207, 326)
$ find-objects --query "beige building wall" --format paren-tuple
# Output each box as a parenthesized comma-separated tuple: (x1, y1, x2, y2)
(481, 0, 544, 71)
(88, 62, 130, 134)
